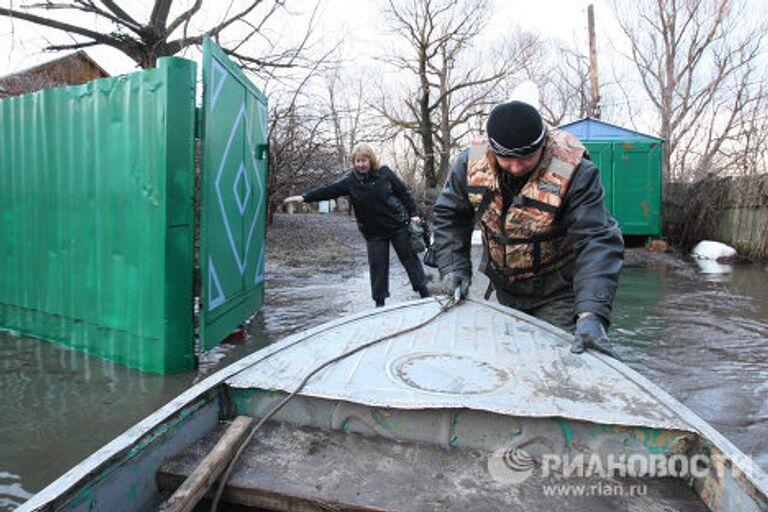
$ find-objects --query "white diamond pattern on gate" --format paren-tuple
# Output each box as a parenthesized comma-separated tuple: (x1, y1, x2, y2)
(201, 38, 268, 347)
(233, 162, 251, 215)
(254, 245, 265, 285)
(210, 59, 227, 110)
(207, 255, 226, 311)
(214, 104, 265, 280)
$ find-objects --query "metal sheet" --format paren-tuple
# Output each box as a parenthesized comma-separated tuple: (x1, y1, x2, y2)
(612, 141, 662, 236)
(227, 299, 691, 431)
(559, 118, 663, 142)
(0, 58, 197, 373)
(199, 38, 268, 350)
(583, 141, 613, 213)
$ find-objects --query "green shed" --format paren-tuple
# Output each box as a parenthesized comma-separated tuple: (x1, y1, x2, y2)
(558, 118, 664, 237)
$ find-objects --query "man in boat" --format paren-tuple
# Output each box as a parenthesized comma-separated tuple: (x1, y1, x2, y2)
(432, 101, 624, 358)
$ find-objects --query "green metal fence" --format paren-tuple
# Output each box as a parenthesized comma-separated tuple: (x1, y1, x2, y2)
(0, 47, 262, 374)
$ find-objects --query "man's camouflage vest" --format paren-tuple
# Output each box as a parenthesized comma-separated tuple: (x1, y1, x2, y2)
(466, 128, 586, 283)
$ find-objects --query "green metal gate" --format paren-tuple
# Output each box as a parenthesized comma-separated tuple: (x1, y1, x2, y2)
(1, 40, 269, 372)
(199, 39, 269, 350)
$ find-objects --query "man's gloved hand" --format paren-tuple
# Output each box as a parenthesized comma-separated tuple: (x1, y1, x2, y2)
(571, 313, 622, 360)
(442, 270, 471, 299)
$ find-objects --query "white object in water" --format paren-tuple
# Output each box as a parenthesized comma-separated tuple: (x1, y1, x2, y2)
(692, 240, 736, 260)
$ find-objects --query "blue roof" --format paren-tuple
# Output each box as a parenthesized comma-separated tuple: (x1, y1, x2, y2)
(558, 117, 663, 142)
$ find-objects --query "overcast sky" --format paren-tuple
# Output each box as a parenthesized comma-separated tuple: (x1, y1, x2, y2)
(0, 0, 618, 77)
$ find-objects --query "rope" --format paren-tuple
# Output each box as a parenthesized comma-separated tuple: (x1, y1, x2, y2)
(210, 294, 462, 511)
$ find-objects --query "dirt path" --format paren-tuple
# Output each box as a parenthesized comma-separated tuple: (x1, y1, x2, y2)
(266, 212, 366, 269)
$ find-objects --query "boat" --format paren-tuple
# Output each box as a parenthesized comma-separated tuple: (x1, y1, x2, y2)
(17, 298, 768, 511)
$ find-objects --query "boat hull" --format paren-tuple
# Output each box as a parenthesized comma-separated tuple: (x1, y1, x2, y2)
(17, 299, 768, 511)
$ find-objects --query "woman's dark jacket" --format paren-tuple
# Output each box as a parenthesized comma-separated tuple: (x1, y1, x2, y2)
(302, 166, 417, 240)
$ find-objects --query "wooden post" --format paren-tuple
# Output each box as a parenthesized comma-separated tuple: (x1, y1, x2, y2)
(588, 4, 601, 118)
(159, 416, 253, 512)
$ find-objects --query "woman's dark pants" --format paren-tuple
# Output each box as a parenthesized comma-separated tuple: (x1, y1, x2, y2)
(366, 229, 427, 304)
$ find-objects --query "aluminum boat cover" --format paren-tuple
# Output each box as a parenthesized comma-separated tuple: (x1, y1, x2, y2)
(227, 299, 692, 431)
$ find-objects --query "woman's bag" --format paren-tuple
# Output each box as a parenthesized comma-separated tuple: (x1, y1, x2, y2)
(408, 220, 428, 253)
(409, 221, 439, 268)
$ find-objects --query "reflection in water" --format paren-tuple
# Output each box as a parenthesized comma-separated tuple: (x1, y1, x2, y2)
(0, 333, 193, 497)
(1, 251, 767, 510)
(0, 472, 31, 511)
(693, 258, 734, 278)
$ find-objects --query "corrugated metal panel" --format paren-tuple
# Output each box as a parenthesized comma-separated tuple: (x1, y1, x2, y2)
(199, 39, 268, 349)
(583, 141, 613, 213)
(0, 57, 196, 373)
(227, 299, 690, 431)
(559, 117, 663, 141)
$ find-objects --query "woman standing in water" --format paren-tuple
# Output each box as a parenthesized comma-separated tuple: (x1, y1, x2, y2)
(283, 143, 430, 308)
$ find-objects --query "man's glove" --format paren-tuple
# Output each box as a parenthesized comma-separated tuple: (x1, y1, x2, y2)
(442, 270, 471, 299)
(571, 313, 622, 360)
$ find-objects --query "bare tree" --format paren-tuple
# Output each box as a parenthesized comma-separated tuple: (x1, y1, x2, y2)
(376, 0, 531, 189)
(728, 80, 768, 176)
(0, 1, 321, 76)
(510, 42, 593, 126)
(613, 0, 767, 181)
(546, 47, 592, 124)
(323, 70, 369, 168)
(265, 56, 346, 223)
(267, 99, 339, 223)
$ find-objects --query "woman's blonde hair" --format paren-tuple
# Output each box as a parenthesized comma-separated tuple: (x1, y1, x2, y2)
(350, 143, 380, 171)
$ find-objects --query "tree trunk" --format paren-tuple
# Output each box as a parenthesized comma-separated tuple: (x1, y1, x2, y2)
(418, 47, 437, 188)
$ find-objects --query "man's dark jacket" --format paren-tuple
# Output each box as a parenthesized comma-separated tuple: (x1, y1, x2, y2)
(432, 149, 624, 324)
(303, 166, 417, 240)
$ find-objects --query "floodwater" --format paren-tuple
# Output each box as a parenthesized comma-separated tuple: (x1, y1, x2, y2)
(1, 247, 767, 510)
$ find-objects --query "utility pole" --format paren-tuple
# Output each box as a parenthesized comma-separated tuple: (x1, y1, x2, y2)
(587, 4, 601, 118)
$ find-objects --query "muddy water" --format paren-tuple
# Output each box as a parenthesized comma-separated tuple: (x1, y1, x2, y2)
(1, 248, 767, 510)
(612, 260, 768, 472)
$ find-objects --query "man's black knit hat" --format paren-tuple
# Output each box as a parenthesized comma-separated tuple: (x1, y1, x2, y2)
(486, 101, 546, 158)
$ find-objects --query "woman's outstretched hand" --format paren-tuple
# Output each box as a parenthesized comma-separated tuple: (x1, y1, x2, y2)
(283, 195, 304, 204)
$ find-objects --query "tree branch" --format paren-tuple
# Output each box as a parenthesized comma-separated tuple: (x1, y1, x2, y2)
(0, 6, 124, 47)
